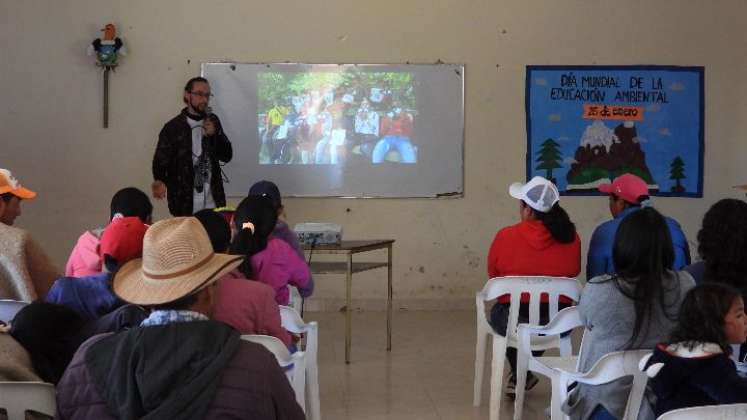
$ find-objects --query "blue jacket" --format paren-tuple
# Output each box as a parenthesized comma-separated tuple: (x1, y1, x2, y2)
(586, 207, 691, 279)
(45, 273, 123, 320)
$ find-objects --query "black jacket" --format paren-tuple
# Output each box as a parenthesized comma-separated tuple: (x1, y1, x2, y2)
(645, 343, 747, 417)
(152, 109, 232, 216)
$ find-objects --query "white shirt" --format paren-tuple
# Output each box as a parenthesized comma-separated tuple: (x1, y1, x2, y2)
(187, 116, 214, 211)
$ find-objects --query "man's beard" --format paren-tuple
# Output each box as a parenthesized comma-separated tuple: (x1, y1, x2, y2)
(189, 99, 208, 118)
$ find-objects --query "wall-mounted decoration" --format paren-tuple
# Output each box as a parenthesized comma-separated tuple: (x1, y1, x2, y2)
(87, 23, 127, 128)
(526, 65, 704, 197)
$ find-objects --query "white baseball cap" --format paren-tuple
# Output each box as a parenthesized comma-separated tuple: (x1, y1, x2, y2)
(509, 176, 560, 213)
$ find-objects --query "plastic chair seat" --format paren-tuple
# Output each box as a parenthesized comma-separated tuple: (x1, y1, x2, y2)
(535, 355, 578, 372)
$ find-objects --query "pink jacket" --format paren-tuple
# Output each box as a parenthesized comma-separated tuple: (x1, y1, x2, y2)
(65, 229, 104, 277)
(251, 238, 312, 305)
(213, 271, 291, 346)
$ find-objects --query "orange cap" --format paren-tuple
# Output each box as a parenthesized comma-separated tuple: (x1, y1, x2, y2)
(0, 169, 36, 199)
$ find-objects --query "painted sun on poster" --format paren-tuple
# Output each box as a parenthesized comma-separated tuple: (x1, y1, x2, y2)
(525, 65, 704, 197)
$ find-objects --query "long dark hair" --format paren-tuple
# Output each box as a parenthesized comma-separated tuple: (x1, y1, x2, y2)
(698, 199, 747, 291)
(594, 207, 678, 348)
(669, 283, 741, 353)
(532, 203, 577, 243)
(10, 302, 86, 384)
(229, 195, 277, 279)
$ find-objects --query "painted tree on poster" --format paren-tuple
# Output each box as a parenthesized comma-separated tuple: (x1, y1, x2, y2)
(536, 138, 563, 183)
(670, 156, 686, 193)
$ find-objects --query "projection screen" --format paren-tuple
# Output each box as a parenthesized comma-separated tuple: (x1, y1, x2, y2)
(202, 62, 464, 198)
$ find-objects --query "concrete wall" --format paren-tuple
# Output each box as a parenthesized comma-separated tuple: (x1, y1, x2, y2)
(2, 0, 746, 310)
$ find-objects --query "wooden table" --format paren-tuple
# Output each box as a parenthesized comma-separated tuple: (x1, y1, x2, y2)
(304, 239, 394, 363)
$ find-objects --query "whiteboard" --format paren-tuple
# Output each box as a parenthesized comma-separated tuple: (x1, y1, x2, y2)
(202, 63, 464, 198)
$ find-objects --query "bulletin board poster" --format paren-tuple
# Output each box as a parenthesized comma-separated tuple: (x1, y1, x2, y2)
(525, 65, 704, 197)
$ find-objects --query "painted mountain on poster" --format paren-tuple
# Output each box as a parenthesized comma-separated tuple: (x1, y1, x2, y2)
(566, 120, 659, 191)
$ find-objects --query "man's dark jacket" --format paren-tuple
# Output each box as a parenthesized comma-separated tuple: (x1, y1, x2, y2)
(152, 108, 232, 216)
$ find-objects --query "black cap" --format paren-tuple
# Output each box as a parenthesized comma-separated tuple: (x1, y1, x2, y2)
(248, 180, 281, 210)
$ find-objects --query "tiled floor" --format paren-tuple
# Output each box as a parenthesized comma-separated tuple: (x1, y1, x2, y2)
(305, 310, 554, 420)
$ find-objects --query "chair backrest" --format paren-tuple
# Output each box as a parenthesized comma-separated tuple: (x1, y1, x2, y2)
(280, 305, 308, 335)
(0, 300, 28, 323)
(571, 350, 651, 420)
(477, 277, 582, 339)
(240, 334, 307, 410)
(0, 381, 56, 420)
(657, 403, 747, 420)
(287, 286, 303, 314)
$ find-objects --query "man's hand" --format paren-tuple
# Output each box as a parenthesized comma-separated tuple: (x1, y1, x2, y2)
(152, 180, 167, 199)
(203, 118, 216, 137)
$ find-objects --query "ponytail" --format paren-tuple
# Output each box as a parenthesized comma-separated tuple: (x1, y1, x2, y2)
(229, 195, 278, 279)
(534, 203, 576, 244)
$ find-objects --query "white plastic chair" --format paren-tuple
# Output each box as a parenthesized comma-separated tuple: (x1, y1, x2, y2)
(287, 285, 303, 314)
(0, 299, 28, 323)
(473, 276, 582, 420)
(657, 403, 747, 420)
(241, 334, 307, 412)
(280, 305, 320, 420)
(514, 306, 587, 420)
(0, 381, 56, 420)
(558, 350, 652, 420)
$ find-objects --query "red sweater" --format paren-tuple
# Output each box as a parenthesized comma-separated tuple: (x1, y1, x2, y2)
(487, 219, 581, 304)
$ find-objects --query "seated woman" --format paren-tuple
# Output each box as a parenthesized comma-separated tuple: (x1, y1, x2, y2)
(685, 198, 747, 286)
(194, 209, 292, 346)
(229, 196, 312, 306)
(486, 176, 581, 396)
(644, 283, 747, 417)
(46, 217, 147, 320)
(564, 207, 696, 420)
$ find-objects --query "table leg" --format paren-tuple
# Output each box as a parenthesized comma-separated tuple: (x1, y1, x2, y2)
(345, 253, 352, 364)
(387, 243, 392, 351)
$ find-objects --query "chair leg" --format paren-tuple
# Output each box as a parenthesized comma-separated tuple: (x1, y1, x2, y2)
(473, 328, 488, 407)
(513, 350, 528, 420)
(550, 374, 569, 420)
(307, 364, 321, 420)
(490, 336, 507, 420)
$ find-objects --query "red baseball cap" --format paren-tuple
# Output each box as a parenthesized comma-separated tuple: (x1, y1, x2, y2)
(99, 217, 148, 265)
(598, 173, 649, 204)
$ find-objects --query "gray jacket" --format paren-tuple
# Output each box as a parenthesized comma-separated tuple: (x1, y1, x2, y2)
(563, 271, 695, 420)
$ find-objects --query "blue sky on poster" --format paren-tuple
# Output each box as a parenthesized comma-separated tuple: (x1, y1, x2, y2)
(527, 66, 702, 195)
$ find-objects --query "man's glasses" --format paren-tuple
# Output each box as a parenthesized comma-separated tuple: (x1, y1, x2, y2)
(190, 91, 213, 99)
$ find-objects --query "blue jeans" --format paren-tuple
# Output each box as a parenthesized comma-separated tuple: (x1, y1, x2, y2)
(590, 405, 617, 420)
(372, 135, 416, 163)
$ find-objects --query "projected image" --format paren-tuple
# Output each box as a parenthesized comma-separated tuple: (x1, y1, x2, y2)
(258, 71, 417, 165)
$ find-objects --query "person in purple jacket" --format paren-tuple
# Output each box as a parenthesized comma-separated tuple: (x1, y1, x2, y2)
(230, 195, 313, 305)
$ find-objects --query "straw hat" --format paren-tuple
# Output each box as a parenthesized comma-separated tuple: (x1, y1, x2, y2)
(112, 217, 243, 305)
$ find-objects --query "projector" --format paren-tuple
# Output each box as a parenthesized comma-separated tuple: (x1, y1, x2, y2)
(294, 223, 342, 246)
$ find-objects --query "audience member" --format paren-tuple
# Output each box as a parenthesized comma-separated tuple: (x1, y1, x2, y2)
(644, 283, 747, 417)
(65, 187, 152, 277)
(249, 180, 304, 259)
(0, 168, 59, 300)
(564, 207, 695, 420)
(230, 195, 312, 305)
(0, 326, 41, 382)
(55, 217, 303, 419)
(587, 173, 690, 279)
(194, 209, 292, 346)
(47, 217, 148, 320)
(684, 198, 747, 287)
(10, 302, 146, 384)
(486, 176, 581, 396)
